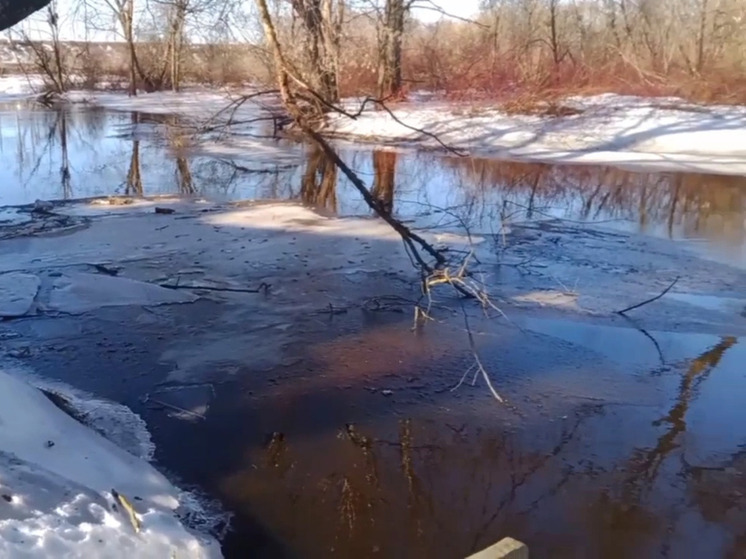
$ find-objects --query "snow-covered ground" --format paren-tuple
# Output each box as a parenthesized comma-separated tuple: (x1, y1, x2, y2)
(2, 74, 746, 175)
(326, 94, 746, 176)
(0, 364, 222, 558)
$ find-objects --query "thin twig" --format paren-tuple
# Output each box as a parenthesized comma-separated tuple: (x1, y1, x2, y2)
(460, 302, 504, 402)
(616, 277, 680, 315)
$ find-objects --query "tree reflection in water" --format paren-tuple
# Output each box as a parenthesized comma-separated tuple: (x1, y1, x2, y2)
(218, 337, 743, 558)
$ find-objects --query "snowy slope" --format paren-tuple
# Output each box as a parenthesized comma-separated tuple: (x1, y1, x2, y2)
(0, 369, 222, 558)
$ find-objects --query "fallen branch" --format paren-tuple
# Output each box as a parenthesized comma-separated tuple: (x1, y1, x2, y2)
(616, 277, 679, 315)
(254, 0, 445, 273)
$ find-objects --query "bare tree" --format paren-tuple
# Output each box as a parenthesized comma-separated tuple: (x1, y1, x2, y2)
(9, 1, 68, 93)
(87, 0, 152, 94)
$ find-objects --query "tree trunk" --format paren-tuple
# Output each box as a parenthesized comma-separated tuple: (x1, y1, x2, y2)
(696, 0, 709, 73)
(169, 2, 187, 92)
(122, 0, 137, 96)
(291, 0, 340, 103)
(377, 0, 405, 98)
(48, 5, 65, 92)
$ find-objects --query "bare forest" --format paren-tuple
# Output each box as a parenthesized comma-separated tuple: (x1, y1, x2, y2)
(4, 0, 746, 104)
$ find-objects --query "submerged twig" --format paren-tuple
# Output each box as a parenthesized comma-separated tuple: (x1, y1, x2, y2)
(145, 397, 206, 420)
(617, 277, 679, 315)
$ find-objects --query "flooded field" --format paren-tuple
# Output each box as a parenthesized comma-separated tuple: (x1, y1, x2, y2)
(1, 102, 746, 558)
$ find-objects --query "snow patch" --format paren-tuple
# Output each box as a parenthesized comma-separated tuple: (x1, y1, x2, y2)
(20, 371, 156, 461)
(0, 368, 222, 558)
(0, 75, 43, 102)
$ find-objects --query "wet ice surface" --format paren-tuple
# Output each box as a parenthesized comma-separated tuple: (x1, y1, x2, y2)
(2, 103, 746, 558)
(47, 272, 198, 314)
(0, 273, 40, 318)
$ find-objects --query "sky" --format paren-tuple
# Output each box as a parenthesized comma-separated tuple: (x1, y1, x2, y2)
(11, 0, 483, 41)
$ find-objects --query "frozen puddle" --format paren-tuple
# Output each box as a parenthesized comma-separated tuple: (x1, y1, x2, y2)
(521, 317, 731, 368)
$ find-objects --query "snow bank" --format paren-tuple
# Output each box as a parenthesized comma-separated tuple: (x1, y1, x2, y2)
(0, 369, 221, 558)
(325, 95, 746, 175)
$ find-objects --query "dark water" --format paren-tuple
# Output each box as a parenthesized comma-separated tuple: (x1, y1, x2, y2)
(1, 103, 746, 266)
(3, 103, 746, 559)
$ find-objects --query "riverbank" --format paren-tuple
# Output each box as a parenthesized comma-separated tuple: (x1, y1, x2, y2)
(60, 85, 746, 176)
(4, 74, 746, 176)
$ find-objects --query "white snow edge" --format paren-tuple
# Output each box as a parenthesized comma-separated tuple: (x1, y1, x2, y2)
(0, 368, 222, 558)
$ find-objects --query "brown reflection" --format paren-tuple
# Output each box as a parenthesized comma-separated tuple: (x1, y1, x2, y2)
(688, 450, 746, 559)
(446, 158, 746, 245)
(165, 115, 196, 195)
(125, 113, 143, 196)
(583, 337, 737, 558)
(216, 324, 744, 558)
(371, 150, 396, 215)
(175, 156, 195, 194)
(300, 145, 338, 212)
(220, 410, 597, 558)
(643, 337, 737, 479)
(58, 111, 71, 199)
